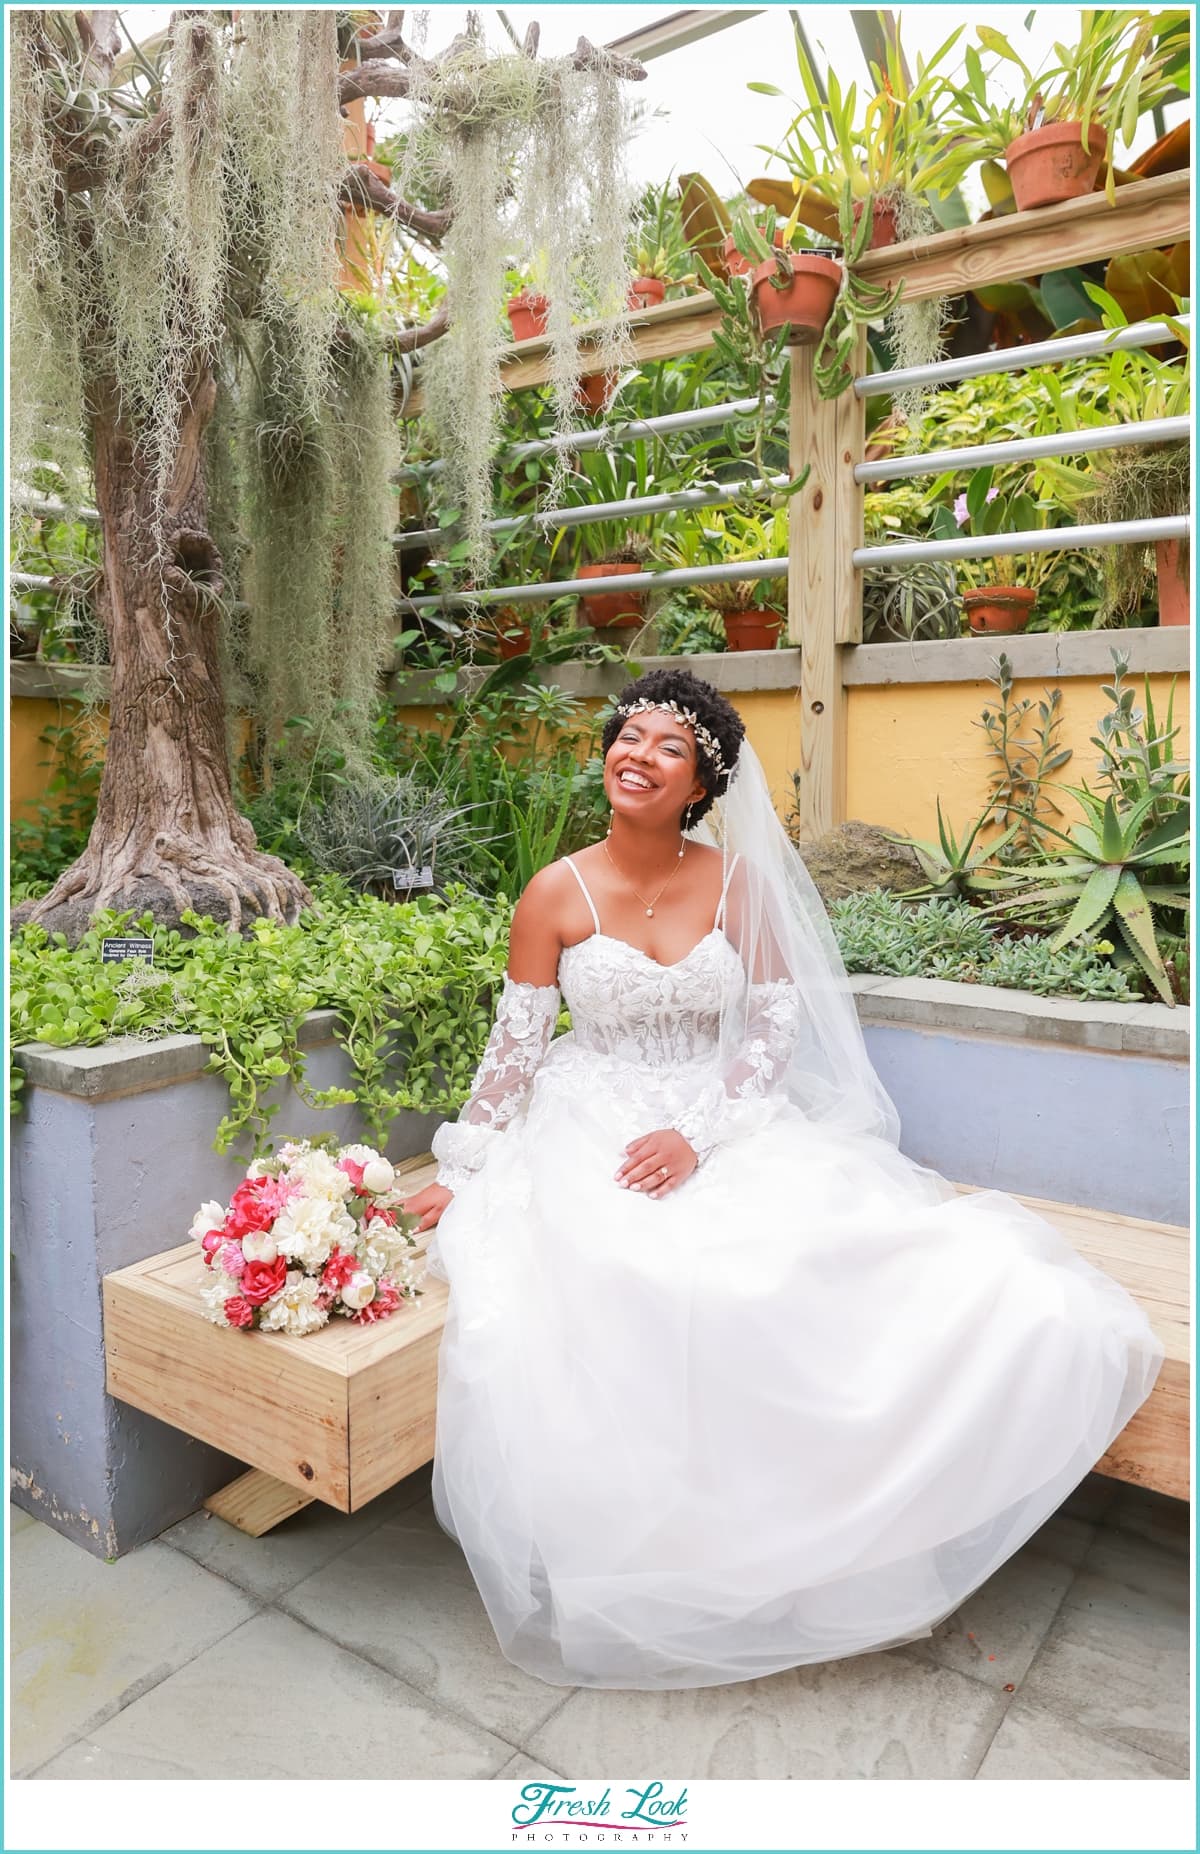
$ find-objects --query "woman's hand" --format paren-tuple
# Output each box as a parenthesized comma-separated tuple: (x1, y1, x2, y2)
(615, 1129, 698, 1198)
(402, 1182, 455, 1233)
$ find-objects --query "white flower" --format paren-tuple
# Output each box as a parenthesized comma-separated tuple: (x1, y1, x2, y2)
(340, 1270, 376, 1311)
(295, 1150, 355, 1204)
(188, 1200, 226, 1243)
(244, 1160, 271, 1181)
(272, 1193, 352, 1272)
(361, 1157, 395, 1195)
(361, 1220, 411, 1279)
(199, 1272, 241, 1325)
(338, 1143, 381, 1165)
(241, 1227, 278, 1265)
(258, 1270, 329, 1337)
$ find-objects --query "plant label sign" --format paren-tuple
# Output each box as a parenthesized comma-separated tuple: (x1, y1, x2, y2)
(392, 866, 435, 891)
(101, 936, 155, 964)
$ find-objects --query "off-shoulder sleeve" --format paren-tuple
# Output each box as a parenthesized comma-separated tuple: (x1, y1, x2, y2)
(430, 977, 561, 1191)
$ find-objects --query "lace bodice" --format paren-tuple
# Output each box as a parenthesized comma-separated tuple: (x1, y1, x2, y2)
(430, 853, 804, 1190)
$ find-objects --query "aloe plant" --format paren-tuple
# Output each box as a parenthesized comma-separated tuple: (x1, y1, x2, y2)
(983, 784, 1189, 1005)
(886, 798, 1021, 900)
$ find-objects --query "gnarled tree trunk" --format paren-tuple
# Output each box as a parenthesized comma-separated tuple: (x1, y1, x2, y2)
(11, 363, 315, 947)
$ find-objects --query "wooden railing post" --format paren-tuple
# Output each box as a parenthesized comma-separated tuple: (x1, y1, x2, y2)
(787, 328, 867, 840)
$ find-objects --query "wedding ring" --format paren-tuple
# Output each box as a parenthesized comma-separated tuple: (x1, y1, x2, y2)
(659, 1165, 670, 1177)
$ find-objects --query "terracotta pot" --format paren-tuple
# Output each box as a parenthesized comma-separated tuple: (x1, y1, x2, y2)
(1156, 539, 1191, 626)
(724, 609, 784, 652)
(963, 587, 1036, 635)
(575, 370, 617, 415)
(478, 609, 533, 659)
(723, 227, 784, 278)
(1004, 121, 1106, 211)
(852, 197, 898, 249)
(578, 562, 645, 629)
(506, 291, 550, 342)
(627, 276, 666, 310)
(751, 253, 842, 344)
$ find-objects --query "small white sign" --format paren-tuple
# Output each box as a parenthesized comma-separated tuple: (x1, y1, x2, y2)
(100, 936, 155, 964)
(392, 865, 435, 890)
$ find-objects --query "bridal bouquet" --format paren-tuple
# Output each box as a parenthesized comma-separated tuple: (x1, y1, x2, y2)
(190, 1135, 423, 1336)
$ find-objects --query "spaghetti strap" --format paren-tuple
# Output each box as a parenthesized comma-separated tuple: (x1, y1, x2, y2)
(714, 851, 742, 930)
(563, 856, 601, 934)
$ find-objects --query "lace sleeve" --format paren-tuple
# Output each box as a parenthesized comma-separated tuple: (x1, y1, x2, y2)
(431, 977, 561, 1191)
(669, 978, 803, 1164)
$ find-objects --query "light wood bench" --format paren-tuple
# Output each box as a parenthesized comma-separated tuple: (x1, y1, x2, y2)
(103, 1158, 1190, 1535)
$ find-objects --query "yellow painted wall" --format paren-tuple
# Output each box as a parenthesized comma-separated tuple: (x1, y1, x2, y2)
(846, 674, 1192, 839)
(10, 671, 1188, 840)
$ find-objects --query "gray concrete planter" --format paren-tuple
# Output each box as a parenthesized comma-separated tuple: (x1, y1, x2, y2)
(852, 976, 1190, 1226)
(10, 1013, 443, 1559)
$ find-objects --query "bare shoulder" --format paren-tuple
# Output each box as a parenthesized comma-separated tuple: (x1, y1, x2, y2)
(506, 859, 576, 985)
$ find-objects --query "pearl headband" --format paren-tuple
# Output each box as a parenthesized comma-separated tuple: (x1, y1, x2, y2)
(614, 697, 731, 781)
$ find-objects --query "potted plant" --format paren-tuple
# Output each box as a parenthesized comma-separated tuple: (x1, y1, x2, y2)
(1031, 291, 1190, 627)
(505, 279, 550, 342)
(748, 20, 974, 246)
(942, 12, 1184, 211)
(576, 526, 654, 630)
(627, 183, 702, 304)
(661, 506, 789, 651)
(930, 465, 1058, 635)
(729, 206, 844, 347)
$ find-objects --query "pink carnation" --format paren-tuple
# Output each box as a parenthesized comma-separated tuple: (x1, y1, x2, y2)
(223, 1296, 255, 1330)
(351, 1279, 402, 1325)
(366, 1205, 397, 1228)
(224, 1173, 301, 1240)
(215, 1240, 246, 1278)
(322, 1247, 358, 1293)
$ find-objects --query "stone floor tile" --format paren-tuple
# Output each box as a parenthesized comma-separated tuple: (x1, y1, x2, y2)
(32, 1611, 511, 1781)
(10, 1522, 257, 1776)
(10, 1502, 38, 1538)
(1057, 1472, 1120, 1525)
(527, 1647, 1009, 1780)
(493, 1752, 569, 1782)
(976, 1697, 1187, 1780)
(1101, 1482, 1191, 1558)
(1020, 1528, 1190, 1772)
(280, 1494, 568, 1746)
(159, 1463, 432, 1603)
(903, 1511, 1093, 1691)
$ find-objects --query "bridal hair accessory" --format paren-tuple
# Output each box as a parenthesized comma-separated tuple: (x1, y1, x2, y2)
(189, 1135, 423, 1335)
(614, 697, 730, 781)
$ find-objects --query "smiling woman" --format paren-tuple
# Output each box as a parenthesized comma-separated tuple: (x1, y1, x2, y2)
(397, 664, 1164, 1693)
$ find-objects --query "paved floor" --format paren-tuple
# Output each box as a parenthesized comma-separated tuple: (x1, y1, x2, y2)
(10, 1471, 1191, 1781)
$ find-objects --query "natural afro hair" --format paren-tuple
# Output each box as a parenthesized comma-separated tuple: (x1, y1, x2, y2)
(601, 667, 747, 826)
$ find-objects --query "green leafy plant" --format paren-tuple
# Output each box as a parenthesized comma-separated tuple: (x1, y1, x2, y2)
(294, 770, 491, 899)
(812, 187, 902, 401)
(9, 883, 531, 1155)
(929, 463, 1062, 592)
(973, 650, 1073, 850)
(659, 504, 791, 618)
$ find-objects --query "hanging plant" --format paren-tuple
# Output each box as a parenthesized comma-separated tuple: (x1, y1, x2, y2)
(398, 17, 647, 576)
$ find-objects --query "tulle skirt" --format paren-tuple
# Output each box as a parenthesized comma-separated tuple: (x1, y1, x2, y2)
(424, 1048, 1165, 1690)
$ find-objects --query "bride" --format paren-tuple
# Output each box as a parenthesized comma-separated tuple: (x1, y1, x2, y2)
(400, 665, 1165, 1691)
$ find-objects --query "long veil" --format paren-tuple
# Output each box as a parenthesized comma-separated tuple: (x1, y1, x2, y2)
(691, 739, 902, 1147)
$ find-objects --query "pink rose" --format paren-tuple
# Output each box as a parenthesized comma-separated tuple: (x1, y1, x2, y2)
(366, 1205, 397, 1228)
(223, 1296, 255, 1330)
(224, 1180, 277, 1240)
(240, 1255, 288, 1307)
(200, 1229, 224, 1269)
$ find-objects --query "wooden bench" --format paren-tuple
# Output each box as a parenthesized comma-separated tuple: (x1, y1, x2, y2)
(103, 1158, 1190, 1535)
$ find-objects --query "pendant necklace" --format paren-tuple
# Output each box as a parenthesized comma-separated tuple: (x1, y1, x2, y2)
(602, 833, 686, 917)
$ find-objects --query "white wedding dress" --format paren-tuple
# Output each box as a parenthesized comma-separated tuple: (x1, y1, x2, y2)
(424, 853, 1165, 1691)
